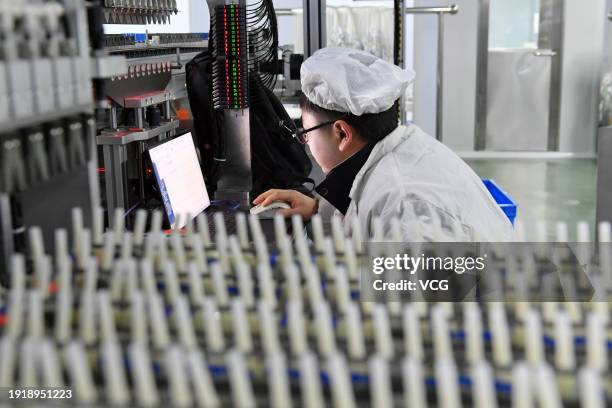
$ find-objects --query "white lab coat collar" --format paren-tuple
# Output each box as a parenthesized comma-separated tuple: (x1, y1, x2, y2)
(349, 124, 414, 201)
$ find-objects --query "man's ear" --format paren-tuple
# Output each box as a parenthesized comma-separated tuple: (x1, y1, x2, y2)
(334, 120, 354, 152)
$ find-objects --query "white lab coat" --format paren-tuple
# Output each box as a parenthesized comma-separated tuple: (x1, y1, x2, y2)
(342, 124, 514, 241)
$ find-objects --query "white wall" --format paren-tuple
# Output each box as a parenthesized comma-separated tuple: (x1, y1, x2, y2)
(558, 0, 605, 152)
(414, 0, 479, 150)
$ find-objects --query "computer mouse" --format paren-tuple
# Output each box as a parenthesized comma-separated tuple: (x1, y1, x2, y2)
(250, 201, 291, 217)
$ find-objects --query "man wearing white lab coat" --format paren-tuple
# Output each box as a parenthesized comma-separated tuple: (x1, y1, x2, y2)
(254, 48, 513, 241)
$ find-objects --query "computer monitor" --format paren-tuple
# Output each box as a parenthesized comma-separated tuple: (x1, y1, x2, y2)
(148, 133, 210, 229)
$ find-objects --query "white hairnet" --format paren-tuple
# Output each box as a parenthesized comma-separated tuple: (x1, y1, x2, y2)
(300, 47, 415, 116)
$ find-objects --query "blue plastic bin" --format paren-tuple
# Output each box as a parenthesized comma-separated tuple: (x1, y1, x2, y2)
(482, 179, 517, 225)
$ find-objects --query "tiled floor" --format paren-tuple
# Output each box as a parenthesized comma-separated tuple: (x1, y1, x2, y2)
(466, 159, 597, 241)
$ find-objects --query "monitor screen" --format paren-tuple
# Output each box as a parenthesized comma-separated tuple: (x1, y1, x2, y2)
(148, 133, 210, 228)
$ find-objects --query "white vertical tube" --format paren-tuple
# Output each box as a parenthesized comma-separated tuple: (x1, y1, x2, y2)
(402, 357, 427, 408)
(226, 350, 257, 408)
(287, 300, 307, 355)
(511, 362, 533, 408)
(231, 299, 253, 353)
(403, 304, 424, 361)
(435, 359, 462, 408)
(327, 353, 357, 408)
(299, 352, 325, 408)
(464, 302, 484, 363)
(314, 301, 336, 357)
(373, 303, 394, 359)
(267, 352, 293, 408)
(345, 302, 366, 360)
(369, 355, 393, 408)
(187, 350, 221, 408)
(471, 362, 498, 408)
(128, 343, 160, 407)
(165, 346, 193, 408)
(64, 341, 98, 404)
(203, 298, 226, 353)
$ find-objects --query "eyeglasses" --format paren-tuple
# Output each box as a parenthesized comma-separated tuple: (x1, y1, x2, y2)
(280, 117, 349, 145)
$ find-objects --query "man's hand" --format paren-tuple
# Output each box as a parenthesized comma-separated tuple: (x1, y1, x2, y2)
(253, 189, 317, 220)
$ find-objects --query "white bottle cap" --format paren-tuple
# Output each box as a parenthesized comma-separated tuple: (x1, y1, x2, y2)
(231, 299, 253, 353)
(101, 340, 131, 406)
(287, 300, 307, 355)
(226, 349, 257, 408)
(369, 355, 393, 408)
(373, 303, 394, 359)
(402, 357, 427, 408)
(203, 298, 226, 352)
(267, 352, 293, 408)
(327, 353, 357, 408)
(187, 350, 221, 407)
(165, 346, 193, 408)
(299, 352, 325, 408)
(128, 342, 160, 407)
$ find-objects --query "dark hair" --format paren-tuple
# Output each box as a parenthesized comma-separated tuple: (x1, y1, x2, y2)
(299, 94, 399, 143)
